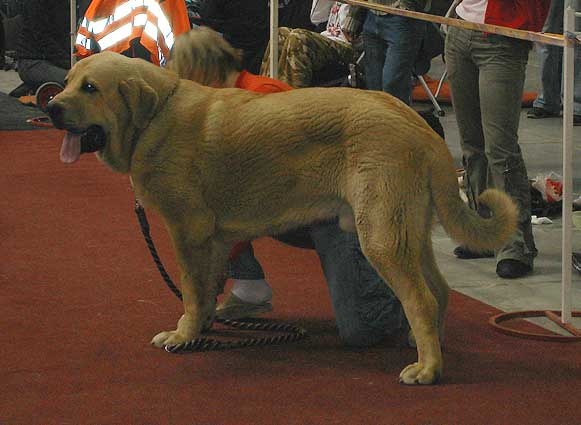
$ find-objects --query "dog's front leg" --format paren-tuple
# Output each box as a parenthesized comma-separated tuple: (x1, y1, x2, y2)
(151, 221, 230, 348)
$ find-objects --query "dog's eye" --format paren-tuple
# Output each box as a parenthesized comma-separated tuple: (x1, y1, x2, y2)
(82, 83, 97, 93)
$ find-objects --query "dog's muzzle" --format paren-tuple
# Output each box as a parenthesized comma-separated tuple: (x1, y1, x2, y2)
(46, 101, 106, 155)
(80, 126, 107, 154)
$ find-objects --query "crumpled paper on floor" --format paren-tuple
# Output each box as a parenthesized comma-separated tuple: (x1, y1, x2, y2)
(531, 215, 553, 225)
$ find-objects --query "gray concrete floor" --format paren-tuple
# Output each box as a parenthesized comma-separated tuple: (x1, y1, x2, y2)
(429, 51, 581, 335)
(1, 51, 580, 336)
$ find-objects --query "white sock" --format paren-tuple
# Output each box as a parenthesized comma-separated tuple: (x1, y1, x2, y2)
(231, 279, 273, 304)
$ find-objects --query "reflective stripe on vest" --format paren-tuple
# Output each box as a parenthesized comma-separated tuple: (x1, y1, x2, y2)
(75, 0, 189, 66)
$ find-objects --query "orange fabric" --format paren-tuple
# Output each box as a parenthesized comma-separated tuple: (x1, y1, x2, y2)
(18, 95, 37, 106)
(234, 71, 293, 93)
(76, 0, 190, 66)
(412, 75, 538, 107)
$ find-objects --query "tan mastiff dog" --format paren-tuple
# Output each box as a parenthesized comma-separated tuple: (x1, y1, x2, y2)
(48, 51, 517, 385)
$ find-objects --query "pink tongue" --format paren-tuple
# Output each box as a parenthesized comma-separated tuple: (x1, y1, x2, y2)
(60, 132, 82, 164)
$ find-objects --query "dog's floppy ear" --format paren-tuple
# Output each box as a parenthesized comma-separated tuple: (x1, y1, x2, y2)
(119, 78, 159, 129)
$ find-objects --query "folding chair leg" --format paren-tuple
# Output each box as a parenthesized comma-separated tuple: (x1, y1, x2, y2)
(416, 74, 445, 116)
(434, 69, 448, 100)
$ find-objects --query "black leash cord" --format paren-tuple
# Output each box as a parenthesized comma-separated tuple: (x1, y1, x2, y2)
(134, 201, 308, 353)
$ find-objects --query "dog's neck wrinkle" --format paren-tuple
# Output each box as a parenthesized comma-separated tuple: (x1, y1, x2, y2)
(147, 78, 180, 129)
(127, 78, 180, 171)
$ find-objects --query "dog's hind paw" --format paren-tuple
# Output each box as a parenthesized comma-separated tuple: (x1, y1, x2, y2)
(399, 362, 441, 385)
(151, 330, 191, 348)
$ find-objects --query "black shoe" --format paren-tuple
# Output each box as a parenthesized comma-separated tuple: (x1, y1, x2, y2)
(573, 253, 581, 274)
(527, 107, 560, 119)
(574, 115, 581, 126)
(496, 259, 532, 279)
(453, 246, 494, 259)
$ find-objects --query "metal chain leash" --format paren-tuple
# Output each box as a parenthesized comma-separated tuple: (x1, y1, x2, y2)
(134, 201, 308, 353)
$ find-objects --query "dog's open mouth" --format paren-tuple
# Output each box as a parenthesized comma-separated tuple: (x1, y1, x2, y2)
(60, 125, 107, 164)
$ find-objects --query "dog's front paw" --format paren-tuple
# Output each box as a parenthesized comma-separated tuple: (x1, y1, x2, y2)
(399, 362, 441, 385)
(151, 330, 193, 348)
(151, 314, 201, 348)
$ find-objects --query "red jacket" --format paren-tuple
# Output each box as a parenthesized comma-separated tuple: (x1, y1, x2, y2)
(484, 0, 551, 32)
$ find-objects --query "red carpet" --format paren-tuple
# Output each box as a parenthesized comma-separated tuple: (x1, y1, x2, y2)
(1, 130, 579, 425)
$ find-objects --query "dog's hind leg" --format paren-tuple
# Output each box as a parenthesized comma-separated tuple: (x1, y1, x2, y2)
(353, 199, 443, 385)
(418, 225, 449, 347)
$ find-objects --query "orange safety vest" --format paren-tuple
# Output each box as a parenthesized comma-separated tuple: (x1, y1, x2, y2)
(75, 0, 191, 66)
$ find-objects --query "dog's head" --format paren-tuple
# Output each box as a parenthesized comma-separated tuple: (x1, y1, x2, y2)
(48, 51, 178, 173)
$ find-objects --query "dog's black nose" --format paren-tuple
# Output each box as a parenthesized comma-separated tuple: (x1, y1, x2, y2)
(46, 101, 64, 128)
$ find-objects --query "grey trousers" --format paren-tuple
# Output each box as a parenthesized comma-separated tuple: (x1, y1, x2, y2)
(445, 26, 537, 266)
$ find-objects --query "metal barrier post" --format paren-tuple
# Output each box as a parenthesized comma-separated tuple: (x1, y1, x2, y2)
(561, 2, 578, 324)
(269, 0, 279, 79)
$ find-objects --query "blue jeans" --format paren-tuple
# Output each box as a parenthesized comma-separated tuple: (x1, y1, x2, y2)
(228, 244, 265, 280)
(362, 12, 426, 104)
(532, 0, 581, 115)
(229, 222, 407, 347)
(310, 220, 406, 347)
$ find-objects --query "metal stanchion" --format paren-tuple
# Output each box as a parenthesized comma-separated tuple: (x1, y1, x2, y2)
(269, 0, 278, 79)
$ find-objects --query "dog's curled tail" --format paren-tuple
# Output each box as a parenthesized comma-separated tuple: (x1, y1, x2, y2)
(432, 167, 518, 254)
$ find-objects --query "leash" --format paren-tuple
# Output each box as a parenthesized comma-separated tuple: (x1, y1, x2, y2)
(27, 116, 54, 128)
(134, 200, 308, 353)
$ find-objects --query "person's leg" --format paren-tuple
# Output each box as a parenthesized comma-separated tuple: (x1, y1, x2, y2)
(575, 0, 581, 117)
(574, 44, 581, 117)
(362, 12, 386, 92)
(0, 17, 5, 69)
(310, 220, 407, 347)
(277, 29, 353, 88)
(530, 0, 564, 116)
(377, 15, 426, 104)
(445, 26, 494, 259)
(475, 34, 537, 275)
(445, 27, 489, 213)
(531, 43, 562, 115)
(228, 243, 266, 281)
(216, 243, 273, 319)
(17, 59, 68, 89)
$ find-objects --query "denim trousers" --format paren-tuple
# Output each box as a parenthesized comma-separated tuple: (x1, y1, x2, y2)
(229, 221, 407, 346)
(309, 220, 406, 346)
(445, 26, 537, 266)
(532, 0, 581, 115)
(362, 12, 426, 104)
(228, 243, 265, 280)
